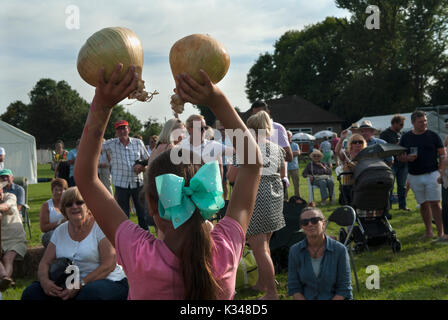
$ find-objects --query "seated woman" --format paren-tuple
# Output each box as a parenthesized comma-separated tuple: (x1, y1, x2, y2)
(335, 133, 367, 205)
(288, 207, 352, 300)
(302, 150, 334, 205)
(40, 178, 68, 247)
(22, 187, 128, 300)
(0, 181, 27, 291)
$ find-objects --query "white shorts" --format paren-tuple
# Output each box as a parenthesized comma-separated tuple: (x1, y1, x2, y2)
(408, 171, 441, 204)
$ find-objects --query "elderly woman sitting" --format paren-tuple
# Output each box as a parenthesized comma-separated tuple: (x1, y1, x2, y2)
(22, 187, 128, 300)
(0, 180, 27, 291)
(288, 207, 352, 300)
(302, 150, 334, 205)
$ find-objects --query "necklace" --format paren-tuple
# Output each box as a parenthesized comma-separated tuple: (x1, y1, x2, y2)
(308, 241, 325, 259)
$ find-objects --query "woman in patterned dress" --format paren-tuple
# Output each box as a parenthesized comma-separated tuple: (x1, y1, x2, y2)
(228, 111, 286, 299)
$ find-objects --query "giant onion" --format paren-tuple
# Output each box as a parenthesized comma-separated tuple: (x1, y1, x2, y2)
(77, 27, 157, 102)
(169, 34, 230, 113)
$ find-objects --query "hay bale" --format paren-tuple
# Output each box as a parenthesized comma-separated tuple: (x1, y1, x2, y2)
(12, 246, 45, 279)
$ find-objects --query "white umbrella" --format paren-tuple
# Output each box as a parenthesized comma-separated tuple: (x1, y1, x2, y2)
(292, 132, 316, 141)
(314, 130, 334, 139)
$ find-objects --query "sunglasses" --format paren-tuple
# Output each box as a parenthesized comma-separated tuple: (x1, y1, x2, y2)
(300, 217, 323, 226)
(66, 200, 85, 207)
(351, 140, 364, 145)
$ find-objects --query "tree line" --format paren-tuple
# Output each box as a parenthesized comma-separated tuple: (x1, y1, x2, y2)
(246, 0, 448, 125)
(1, 79, 163, 149)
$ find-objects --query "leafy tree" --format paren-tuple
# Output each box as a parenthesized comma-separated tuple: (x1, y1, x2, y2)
(141, 117, 163, 143)
(26, 79, 89, 148)
(194, 105, 216, 126)
(1, 101, 29, 131)
(246, 53, 280, 103)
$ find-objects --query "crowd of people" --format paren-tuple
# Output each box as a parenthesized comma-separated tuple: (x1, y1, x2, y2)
(1, 64, 448, 301)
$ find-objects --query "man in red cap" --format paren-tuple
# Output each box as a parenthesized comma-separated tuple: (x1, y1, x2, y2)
(102, 120, 150, 229)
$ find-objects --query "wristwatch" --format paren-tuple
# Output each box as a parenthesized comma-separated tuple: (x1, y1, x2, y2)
(81, 279, 86, 288)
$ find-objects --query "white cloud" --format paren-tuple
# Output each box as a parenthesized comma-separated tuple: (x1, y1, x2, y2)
(0, 0, 350, 129)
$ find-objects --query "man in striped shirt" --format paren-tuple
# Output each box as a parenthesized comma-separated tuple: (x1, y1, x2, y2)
(103, 120, 150, 230)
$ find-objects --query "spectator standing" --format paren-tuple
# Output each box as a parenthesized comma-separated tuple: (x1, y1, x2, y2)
(287, 130, 301, 198)
(146, 135, 158, 156)
(331, 133, 340, 166)
(0, 169, 25, 211)
(102, 120, 150, 230)
(52, 141, 68, 172)
(215, 120, 235, 201)
(67, 139, 80, 187)
(380, 115, 409, 211)
(98, 140, 113, 195)
(399, 110, 448, 241)
(319, 137, 332, 166)
(0, 148, 4, 170)
(250, 101, 292, 201)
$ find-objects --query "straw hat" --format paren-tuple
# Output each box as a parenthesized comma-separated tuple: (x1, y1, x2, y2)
(359, 120, 377, 131)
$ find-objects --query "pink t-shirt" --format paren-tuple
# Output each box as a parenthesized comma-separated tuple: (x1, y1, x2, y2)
(115, 216, 245, 300)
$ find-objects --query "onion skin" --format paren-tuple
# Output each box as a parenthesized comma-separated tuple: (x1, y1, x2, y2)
(169, 34, 230, 86)
(77, 27, 156, 102)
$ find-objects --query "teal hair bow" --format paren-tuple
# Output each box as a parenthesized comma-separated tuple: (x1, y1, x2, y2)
(155, 160, 225, 229)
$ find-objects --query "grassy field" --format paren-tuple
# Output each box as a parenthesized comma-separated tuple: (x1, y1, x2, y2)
(3, 162, 448, 300)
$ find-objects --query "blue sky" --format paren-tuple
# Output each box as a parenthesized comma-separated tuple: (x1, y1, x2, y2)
(0, 0, 350, 125)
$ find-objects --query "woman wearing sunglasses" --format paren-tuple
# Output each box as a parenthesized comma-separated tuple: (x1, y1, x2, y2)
(22, 187, 128, 300)
(287, 207, 352, 300)
(336, 134, 367, 204)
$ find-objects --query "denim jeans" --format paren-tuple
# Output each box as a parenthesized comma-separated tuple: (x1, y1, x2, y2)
(115, 186, 148, 230)
(313, 178, 334, 201)
(391, 161, 408, 208)
(21, 278, 129, 300)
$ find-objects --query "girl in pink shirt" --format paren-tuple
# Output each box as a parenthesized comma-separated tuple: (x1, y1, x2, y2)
(74, 65, 262, 300)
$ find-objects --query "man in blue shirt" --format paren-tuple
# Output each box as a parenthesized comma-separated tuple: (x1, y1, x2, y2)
(67, 139, 80, 187)
(287, 131, 301, 198)
(0, 169, 25, 211)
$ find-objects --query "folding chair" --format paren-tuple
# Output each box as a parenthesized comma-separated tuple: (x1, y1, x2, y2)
(324, 205, 360, 293)
(13, 176, 31, 239)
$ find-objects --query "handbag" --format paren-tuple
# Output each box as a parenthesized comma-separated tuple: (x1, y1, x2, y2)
(235, 245, 258, 290)
(49, 257, 73, 289)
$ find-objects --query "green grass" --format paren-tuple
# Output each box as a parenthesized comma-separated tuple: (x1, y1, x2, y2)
(3, 162, 448, 300)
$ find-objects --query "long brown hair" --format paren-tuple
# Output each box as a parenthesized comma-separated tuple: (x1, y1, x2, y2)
(145, 148, 221, 299)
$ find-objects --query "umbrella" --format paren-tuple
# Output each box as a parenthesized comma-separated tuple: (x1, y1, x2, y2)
(292, 132, 316, 141)
(314, 130, 334, 139)
(353, 143, 407, 161)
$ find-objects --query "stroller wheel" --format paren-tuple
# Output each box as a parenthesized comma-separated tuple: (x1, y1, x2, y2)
(339, 228, 348, 244)
(392, 240, 401, 253)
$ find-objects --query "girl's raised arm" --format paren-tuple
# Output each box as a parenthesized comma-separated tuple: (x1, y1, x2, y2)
(176, 71, 262, 233)
(74, 64, 138, 245)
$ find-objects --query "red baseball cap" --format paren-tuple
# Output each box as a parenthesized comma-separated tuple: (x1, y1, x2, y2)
(114, 120, 129, 129)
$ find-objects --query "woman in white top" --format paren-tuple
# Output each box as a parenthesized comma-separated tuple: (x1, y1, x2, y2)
(22, 187, 128, 300)
(40, 178, 68, 247)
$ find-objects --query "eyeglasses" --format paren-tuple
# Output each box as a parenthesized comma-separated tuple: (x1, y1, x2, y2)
(300, 217, 323, 227)
(351, 140, 364, 145)
(65, 200, 85, 207)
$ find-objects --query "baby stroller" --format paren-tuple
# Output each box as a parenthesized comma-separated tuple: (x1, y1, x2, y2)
(337, 156, 402, 253)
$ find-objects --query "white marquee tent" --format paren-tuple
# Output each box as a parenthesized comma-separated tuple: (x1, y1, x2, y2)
(0, 120, 37, 184)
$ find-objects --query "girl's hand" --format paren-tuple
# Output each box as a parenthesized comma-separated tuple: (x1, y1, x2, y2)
(93, 64, 139, 109)
(175, 70, 222, 108)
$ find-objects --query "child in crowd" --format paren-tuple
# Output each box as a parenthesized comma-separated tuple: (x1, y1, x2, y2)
(74, 64, 262, 299)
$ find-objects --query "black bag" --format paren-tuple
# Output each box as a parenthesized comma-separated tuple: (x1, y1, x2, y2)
(49, 257, 73, 289)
